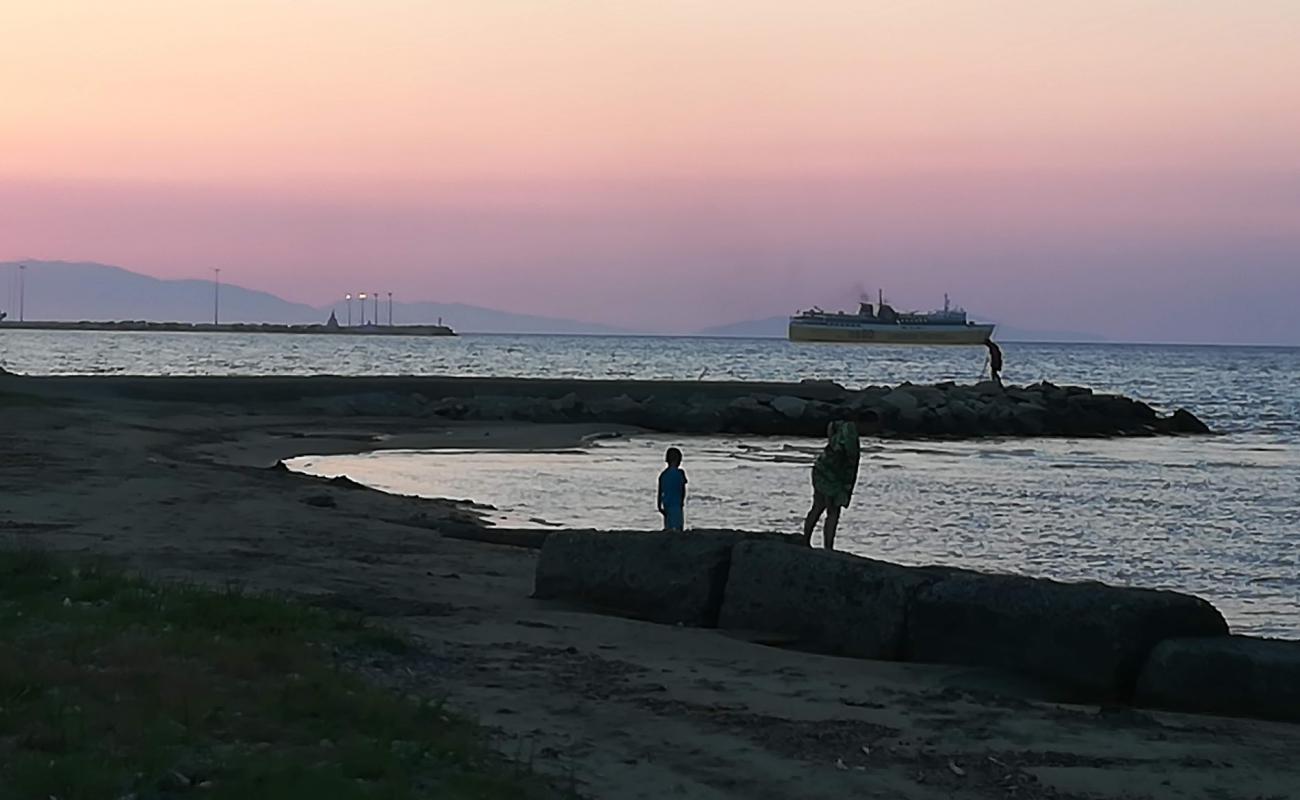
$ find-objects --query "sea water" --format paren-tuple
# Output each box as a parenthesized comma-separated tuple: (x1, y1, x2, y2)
(4, 330, 1297, 635)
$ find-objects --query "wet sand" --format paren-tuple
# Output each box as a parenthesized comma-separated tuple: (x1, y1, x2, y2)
(1, 382, 1296, 799)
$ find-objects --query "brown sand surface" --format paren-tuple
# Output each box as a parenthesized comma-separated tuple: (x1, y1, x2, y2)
(1, 386, 1296, 799)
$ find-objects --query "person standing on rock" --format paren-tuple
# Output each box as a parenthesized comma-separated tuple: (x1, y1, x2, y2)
(803, 420, 860, 550)
(657, 447, 688, 531)
(985, 338, 1004, 388)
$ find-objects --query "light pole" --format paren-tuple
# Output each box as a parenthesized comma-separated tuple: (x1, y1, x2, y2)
(373, 291, 379, 326)
(213, 268, 221, 325)
(359, 293, 367, 325)
(387, 292, 393, 326)
(345, 293, 352, 326)
(18, 264, 26, 322)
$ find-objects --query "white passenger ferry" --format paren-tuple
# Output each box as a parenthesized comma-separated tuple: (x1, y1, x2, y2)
(789, 293, 994, 344)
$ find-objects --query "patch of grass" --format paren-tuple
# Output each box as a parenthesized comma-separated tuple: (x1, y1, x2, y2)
(0, 549, 560, 799)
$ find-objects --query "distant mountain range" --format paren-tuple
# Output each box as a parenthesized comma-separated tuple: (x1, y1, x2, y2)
(697, 315, 1106, 343)
(0, 261, 631, 335)
(2, 260, 1107, 341)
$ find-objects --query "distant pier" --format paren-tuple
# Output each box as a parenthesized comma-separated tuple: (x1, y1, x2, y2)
(0, 320, 456, 337)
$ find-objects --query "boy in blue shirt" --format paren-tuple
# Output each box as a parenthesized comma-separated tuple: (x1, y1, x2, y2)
(657, 447, 688, 531)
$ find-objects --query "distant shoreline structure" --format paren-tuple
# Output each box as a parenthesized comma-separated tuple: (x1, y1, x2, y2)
(0, 319, 456, 337)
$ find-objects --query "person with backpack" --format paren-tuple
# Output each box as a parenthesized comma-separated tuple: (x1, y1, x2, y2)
(803, 420, 861, 550)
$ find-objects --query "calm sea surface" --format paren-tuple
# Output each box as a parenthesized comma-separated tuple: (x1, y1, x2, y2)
(4, 329, 1298, 636)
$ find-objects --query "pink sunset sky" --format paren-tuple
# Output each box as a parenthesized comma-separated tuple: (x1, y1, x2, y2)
(2, 1, 1298, 342)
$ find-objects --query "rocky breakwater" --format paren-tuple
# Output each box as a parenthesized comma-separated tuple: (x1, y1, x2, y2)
(1135, 636, 1300, 722)
(397, 380, 1208, 438)
(19, 373, 1210, 439)
(533, 532, 1300, 722)
(533, 530, 803, 627)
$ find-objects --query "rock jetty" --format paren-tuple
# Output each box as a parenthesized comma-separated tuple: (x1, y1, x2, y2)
(534, 531, 1299, 722)
(393, 380, 1209, 438)
(2, 374, 1210, 438)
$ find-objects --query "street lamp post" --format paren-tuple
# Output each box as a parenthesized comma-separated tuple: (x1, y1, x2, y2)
(345, 293, 352, 326)
(213, 268, 221, 325)
(373, 292, 379, 326)
(18, 264, 26, 322)
(359, 293, 367, 325)
(387, 292, 393, 326)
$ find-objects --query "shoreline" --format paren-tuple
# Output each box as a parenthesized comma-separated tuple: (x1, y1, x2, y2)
(0, 381, 1295, 797)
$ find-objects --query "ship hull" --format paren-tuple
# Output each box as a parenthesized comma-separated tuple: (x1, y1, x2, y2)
(788, 320, 994, 344)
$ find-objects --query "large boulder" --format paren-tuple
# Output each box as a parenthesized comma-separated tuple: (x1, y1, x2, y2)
(719, 542, 938, 659)
(1156, 408, 1211, 434)
(770, 395, 808, 420)
(1010, 402, 1050, 436)
(678, 396, 728, 432)
(550, 392, 582, 417)
(937, 400, 979, 436)
(727, 395, 767, 415)
(903, 572, 1228, 702)
(586, 394, 641, 420)
(879, 388, 920, 414)
(1135, 636, 1300, 722)
(533, 531, 796, 627)
(722, 396, 789, 435)
(904, 385, 946, 409)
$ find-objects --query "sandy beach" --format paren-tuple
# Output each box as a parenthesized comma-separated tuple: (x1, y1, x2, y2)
(2, 380, 1297, 800)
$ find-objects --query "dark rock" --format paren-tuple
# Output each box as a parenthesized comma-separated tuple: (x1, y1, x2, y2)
(534, 531, 793, 627)
(844, 390, 884, 415)
(587, 394, 641, 419)
(1010, 403, 1049, 436)
(1006, 389, 1045, 405)
(677, 398, 727, 433)
(906, 386, 946, 408)
(721, 396, 783, 434)
(880, 388, 920, 415)
(303, 493, 336, 508)
(551, 392, 581, 415)
(770, 395, 808, 420)
(1135, 636, 1300, 722)
(432, 398, 469, 419)
(1157, 408, 1211, 434)
(719, 542, 936, 659)
(328, 475, 367, 490)
(799, 378, 845, 390)
(805, 400, 842, 425)
(938, 401, 978, 436)
(727, 395, 767, 415)
(903, 572, 1228, 702)
(638, 398, 691, 431)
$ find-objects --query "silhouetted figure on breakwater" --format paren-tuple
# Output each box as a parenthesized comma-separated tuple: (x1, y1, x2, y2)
(986, 338, 1004, 388)
(803, 420, 860, 550)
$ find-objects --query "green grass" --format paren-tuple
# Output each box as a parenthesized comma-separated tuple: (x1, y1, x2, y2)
(0, 550, 560, 800)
